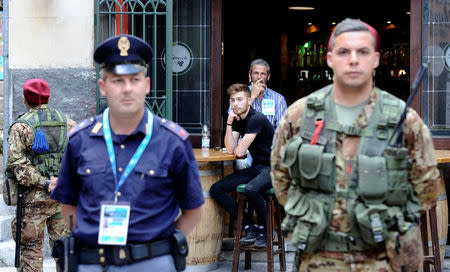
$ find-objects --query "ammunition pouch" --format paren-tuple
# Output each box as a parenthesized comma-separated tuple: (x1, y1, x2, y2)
(282, 188, 330, 253)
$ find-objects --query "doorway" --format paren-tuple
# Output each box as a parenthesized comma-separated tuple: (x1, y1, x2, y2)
(223, 0, 411, 108)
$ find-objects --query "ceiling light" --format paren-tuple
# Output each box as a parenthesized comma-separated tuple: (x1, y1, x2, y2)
(332, 22, 336, 25)
(387, 21, 392, 24)
(288, 6, 315, 11)
(406, 11, 411, 15)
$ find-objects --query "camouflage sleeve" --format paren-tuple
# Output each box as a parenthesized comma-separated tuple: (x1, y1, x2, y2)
(403, 108, 440, 211)
(7, 122, 47, 189)
(271, 98, 306, 206)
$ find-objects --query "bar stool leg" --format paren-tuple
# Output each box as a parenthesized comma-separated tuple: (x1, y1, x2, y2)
(266, 196, 274, 272)
(232, 196, 245, 272)
(275, 200, 286, 271)
(420, 211, 431, 272)
(429, 206, 442, 272)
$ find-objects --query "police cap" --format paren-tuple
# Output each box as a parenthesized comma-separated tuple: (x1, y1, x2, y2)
(94, 34, 153, 75)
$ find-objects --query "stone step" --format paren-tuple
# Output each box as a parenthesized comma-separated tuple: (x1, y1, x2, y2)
(0, 239, 16, 267)
(0, 258, 55, 272)
(0, 215, 14, 241)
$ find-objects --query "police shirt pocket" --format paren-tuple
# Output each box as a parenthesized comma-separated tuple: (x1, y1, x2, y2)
(77, 163, 107, 180)
(77, 163, 108, 199)
(134, 164, 170, 191)
(134, 164, 168, 179)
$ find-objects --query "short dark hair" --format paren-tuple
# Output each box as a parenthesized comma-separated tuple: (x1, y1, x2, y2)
(329, 18, 379, 51)
(227, 83, 251, 97)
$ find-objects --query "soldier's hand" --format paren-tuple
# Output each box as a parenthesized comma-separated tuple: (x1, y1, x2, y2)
(48, 177, 58, 192)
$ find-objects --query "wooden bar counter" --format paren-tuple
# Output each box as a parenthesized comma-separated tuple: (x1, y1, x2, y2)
(186, 149, 236, 271)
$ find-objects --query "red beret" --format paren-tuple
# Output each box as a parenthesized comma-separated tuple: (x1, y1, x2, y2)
(23, 79, 50, 105)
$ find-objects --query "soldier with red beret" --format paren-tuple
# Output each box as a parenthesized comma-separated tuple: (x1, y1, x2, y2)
(6, 78, 76, 271)
(271, 18, 439, 271)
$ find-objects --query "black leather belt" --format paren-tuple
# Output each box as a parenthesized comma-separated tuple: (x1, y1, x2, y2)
(79, 240, 172, 265)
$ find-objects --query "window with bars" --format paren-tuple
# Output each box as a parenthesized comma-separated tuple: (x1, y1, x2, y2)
(95, 0, 211, 134)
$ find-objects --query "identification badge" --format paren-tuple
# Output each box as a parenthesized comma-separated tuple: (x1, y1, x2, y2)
(98, 202, 131, 245)
(262, 99, 275, 116)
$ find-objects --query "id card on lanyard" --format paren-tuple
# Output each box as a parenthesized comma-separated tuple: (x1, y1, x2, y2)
(261, 99, 275, 116)
(98, 201, 131, 245)
(99, 108, 153, 245)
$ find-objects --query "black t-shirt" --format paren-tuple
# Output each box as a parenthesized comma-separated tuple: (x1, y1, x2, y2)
(232, 107, 274, 166)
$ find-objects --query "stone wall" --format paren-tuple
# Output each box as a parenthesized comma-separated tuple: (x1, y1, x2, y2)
(0, 67, 97, 266)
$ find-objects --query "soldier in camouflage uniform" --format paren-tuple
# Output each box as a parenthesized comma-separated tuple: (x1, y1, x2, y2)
(7, 79, 76, 272)
(271, 18, 440, 272)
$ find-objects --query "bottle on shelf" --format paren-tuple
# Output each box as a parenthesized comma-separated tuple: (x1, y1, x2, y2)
(201, 124, 210, 152)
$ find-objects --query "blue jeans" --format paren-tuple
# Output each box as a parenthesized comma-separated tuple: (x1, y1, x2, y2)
(77, 254, 176, 272)
(210, 165, 272, 226)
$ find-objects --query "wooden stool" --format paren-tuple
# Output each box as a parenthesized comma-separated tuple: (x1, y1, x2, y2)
(232, 184, 286, 272)
(420, 204, 442, 272)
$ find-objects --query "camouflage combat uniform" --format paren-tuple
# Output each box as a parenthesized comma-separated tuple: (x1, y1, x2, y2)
(271, 87, 440, 272)
(7, 105, 76, 272)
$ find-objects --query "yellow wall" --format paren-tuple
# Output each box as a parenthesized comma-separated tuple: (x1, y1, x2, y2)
(9, 0, 94, 68)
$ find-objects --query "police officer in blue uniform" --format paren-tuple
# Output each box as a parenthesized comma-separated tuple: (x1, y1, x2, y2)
(51, 34, 204, 272)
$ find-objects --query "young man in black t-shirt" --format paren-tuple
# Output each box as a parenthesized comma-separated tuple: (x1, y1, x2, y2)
(210, 83, 274, 248)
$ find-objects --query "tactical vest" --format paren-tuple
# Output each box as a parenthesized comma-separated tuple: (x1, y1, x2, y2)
(281, 85, 421, 254)
(6, 108, 68, 179)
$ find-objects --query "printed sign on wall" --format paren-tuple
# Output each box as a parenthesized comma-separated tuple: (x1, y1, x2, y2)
(161, 42, 193, 75)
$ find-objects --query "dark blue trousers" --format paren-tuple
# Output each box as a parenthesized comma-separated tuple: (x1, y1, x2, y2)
(210, 165, 272, 226)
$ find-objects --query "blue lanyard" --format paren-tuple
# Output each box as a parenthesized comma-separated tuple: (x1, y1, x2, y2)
(102, 108, 154, 202)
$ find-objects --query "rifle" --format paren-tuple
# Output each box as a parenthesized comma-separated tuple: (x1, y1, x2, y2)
(14, 184, 23, 268)
(388, 63, 428, 147)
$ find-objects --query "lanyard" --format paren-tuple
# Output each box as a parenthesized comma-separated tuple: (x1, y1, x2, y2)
(102, 108, 154, 202)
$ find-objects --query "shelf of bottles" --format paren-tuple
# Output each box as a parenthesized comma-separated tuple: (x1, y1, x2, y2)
(376, 43, 410, 101)
(288, 39, 333, 100)
(286, 32, 410, 104)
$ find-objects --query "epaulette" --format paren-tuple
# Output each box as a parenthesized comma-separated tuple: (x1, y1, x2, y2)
(67, 116, 96, 138)
(160, 118, 189, 141)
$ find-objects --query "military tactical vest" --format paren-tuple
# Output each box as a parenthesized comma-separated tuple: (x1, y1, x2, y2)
(3, 108, 68, 205)
(281, 85, 421, 254)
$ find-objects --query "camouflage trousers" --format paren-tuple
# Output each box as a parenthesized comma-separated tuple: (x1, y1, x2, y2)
(298, 252, 393, 272)
(12, 201, 69, 272)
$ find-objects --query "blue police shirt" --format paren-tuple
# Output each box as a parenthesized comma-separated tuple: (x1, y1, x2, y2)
(51, 110, 205, 246)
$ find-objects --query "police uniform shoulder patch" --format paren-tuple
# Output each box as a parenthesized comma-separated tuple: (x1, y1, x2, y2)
(67, 116, 97, 138)
(160, 118, 189, 141)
